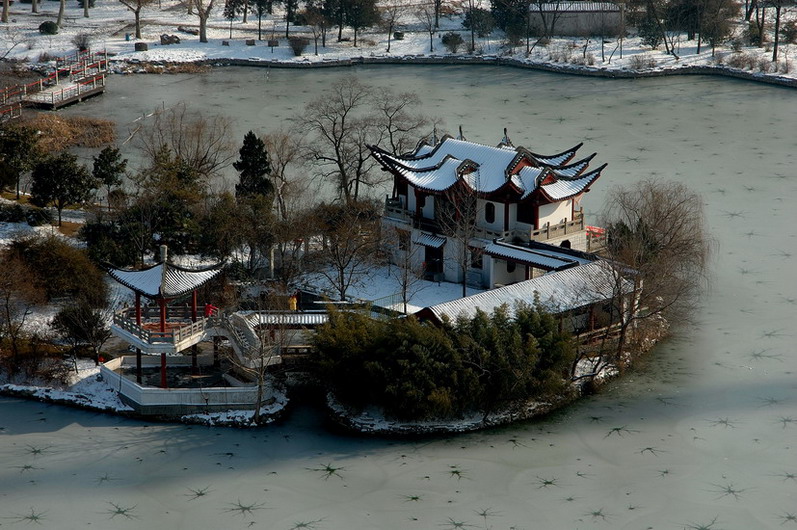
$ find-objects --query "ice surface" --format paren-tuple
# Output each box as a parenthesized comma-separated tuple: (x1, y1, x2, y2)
(1, 67, 796, 529)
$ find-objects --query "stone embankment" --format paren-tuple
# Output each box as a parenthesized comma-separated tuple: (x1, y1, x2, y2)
(115, 54, 797, 89)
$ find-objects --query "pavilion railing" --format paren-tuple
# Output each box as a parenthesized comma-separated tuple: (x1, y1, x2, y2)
(112, 309, 214, 345)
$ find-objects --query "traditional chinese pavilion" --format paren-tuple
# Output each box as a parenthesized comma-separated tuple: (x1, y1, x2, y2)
(107, 246, 224, 388)
(370, 132, 607, 289)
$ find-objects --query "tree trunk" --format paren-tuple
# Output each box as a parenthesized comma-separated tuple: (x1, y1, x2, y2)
(84, 0, 89, 18)
(242, 1, 248, 22)
(229, 17, 233, 38)
(199, 15, 208, 42)
(135, 9, 142, 39)
(258, 15, 262, 40)
(57, 0, 66, 27)
(31, 0, 38, 14)
(772, 5, 781, 62)
(2, 0, 8, 24)
(428, 32, 434, 52)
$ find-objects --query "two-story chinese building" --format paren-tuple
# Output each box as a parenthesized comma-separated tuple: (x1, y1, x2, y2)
(369, 133, 607, 289)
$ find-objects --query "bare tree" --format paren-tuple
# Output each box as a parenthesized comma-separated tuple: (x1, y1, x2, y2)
(263, 129, 303, 222)
(0, 251, 45, 368)
(51, 298, 114, 368)
(582, 179, 712, 377)
(437, 180, 483, 297)
(383, 226, 426, 313)
(223, 293, 287, 425)
(300, 77, 379, 203)
(769, 0, 795, 61)
(57, 0, 66, 27)
(304, 8, 331, 53)
(380, 3, 405, 53)
(138, 102, 234, 181)
(530, 0, 564, 39)
(192, 0, 215, 43)
(309, 201, 380, 301)
(369, 87, 428, 155)
(415, 4, 436, 52)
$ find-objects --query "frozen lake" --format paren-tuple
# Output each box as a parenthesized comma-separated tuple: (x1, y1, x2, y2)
(1, 66, 796, 529)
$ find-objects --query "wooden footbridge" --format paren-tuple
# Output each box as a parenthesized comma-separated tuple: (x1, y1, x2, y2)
(0, 49, 108, 121)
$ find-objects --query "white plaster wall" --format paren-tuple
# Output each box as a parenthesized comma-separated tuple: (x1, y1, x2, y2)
(477, 199, 505, 231)
(491, 259, 527, 286)
(538, 200, 572, 227)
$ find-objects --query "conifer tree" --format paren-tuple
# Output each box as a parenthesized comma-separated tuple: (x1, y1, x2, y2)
(31, 153, 97, 226)
(234, 131, 273, 198)
(93, 146, 128, 211)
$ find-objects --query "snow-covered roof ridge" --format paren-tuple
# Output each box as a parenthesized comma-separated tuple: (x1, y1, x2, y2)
(106, 260, 224, 299)
(369, 138, 603, 200)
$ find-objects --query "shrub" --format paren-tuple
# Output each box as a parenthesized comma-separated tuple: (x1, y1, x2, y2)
(757, 57, 773, 73)
(38, 21, 59, 35)
(8, 235, 108, 306)
(745, 21, 763, 46)
(314, 303, 575, 420)
(629, 54, 657, 70)
(0, 203, 27, 223)
(442, 31, 464, 53)
(778, 60, 792, 74)
(72, 33, 91, 52)
(781, 20, 797, 45)
(730, 38, 744, 52)
(25, 207, 52, 227)
(288, 37, 309, 56)
(37, 52, 53, 62)
(638, 18, 661, 49)
(393, 31, 404, 40)
(462, 7, 495, 38)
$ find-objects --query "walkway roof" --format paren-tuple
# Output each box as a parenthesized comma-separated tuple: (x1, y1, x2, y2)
(416, 261, 632, 323)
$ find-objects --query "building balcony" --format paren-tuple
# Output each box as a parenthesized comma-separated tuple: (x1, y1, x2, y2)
(111, 307, 217, 355)
(528, 210, 585, 243)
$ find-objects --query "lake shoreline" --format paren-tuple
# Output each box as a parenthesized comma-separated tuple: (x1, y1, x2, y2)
(112, 54, 797, 89)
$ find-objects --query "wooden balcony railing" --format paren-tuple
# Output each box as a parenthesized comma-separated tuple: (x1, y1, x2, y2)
(112, 309, 215, 345)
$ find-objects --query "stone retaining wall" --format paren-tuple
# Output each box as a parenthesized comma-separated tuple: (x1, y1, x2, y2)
(180, 55, 797, 89)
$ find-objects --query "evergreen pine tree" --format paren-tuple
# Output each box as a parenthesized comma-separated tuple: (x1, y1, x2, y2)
(92, 146, 128, 211)
(31, 152, 97, 226)
(234, 131, 273, 198)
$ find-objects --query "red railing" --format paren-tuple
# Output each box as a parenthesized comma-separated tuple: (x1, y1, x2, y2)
(0, 49, 108, 114)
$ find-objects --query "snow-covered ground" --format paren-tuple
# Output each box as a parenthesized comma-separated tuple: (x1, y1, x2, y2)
(303, 265, 484, 314)
(1, 0, 796, 84)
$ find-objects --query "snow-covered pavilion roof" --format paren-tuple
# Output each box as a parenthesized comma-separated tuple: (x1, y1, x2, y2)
(369, 135, 605, 201)
(107, 261, 224, 299)
(418, 261, 631, 322)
